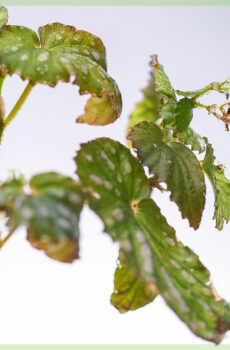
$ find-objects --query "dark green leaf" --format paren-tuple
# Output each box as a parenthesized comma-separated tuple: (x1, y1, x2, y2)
(0, 172, 83, 262)
(0, 23, 122, 125)
(75, 137, 228, 343)
(111, 258, 158, 313)
(202, 142, 230, 230)
(128, 121, 206, 229)
(175, 97, 194, 132)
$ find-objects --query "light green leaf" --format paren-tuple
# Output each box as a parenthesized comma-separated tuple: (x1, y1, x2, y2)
(151, 55, 176, 100)
(127, 77, 160, 131)
(0, 5, 8, 30)
(75, 137, 228, 343)
(202, 142, 230, 230)
(0, 23, 122, 125)
(177, 85, 211, 99)
(111, 258, 158, 313)
(150, 55, 177, 128)
(175, 97, 194, 132)
(0, 172, 83, 262)
(177, 78, 230, 99)
(128, 121, 206, 229)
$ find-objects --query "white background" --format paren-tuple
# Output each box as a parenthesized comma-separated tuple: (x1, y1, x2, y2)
(0, 5, 229, 344)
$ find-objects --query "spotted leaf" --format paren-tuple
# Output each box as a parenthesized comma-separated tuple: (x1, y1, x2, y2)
(111, 257, 158, 313)
(75, 137, 229, 343)
(128, 121, 206, 229)
(0, 23, 122, 125)
(202, 142, 230, 230)
(0, 172, 83, 263)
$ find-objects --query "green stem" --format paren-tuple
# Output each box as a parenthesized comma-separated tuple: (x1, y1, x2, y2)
(0, 76, 6, 95)
(3, 82, 33, 128)
(0, 227, 16, 248)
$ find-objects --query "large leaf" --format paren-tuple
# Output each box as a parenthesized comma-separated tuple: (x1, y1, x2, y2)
(75, 137, 229, 343)
(0, 5, 7, 30)
(0, 172, 83, 262)
(128, 121, 206, 229)
(0, 23, 122, 125)
(202, 142, 230, 230)
(111, 258, 158, 313)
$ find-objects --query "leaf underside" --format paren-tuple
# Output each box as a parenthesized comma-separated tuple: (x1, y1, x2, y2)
(0, 23, 122, 125)
(128, 121, 206, 229)
(75, 137, 228, 343)
(0, 172, 83, 262)
(202, 142, 230, 230)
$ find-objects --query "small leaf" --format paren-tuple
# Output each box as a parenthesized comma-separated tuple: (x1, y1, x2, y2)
(75, 137, 228, 343)
(128, 56, 204, 153)
(0, 5, 8, 30)
(202, 142, 230, 230)
(111, 258, 158, 313)
(0, 23, 122, 125)
(127, 78, 160, 131)
(173, 127, 205, 153)
(175, 97, 194, 131)
(128, 121, 206, 229)
(0, 172, 83, 262)
(177, 78, 230, 99)
(177, 85, 211, 99)
(151, 54, 176, 100)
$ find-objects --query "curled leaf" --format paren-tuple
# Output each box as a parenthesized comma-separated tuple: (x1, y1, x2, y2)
(0, 23, 122, 125)
(202, 142, 230, 230)
(0, 172, 83, 263)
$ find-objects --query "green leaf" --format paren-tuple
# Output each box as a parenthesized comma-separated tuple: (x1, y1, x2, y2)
(177, 78, 230, 99)
(127, 79, 160, 131)
(177, 85, 211, 99)
(0, 172, 83, 262)
(75, 137, 228, 343)
(0, 5, 8, 30)
(111, 258, 158, 313)
(175, 97, 194, 132)
(128, 121, 206, 229)
(127, 57, 205, 153)
(0, 23, 122, 125)
(202, 142, 230, 230)
(150, 55, 177, 128)
(173, 127, 205, 153)
(151, 55, 176, 100)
